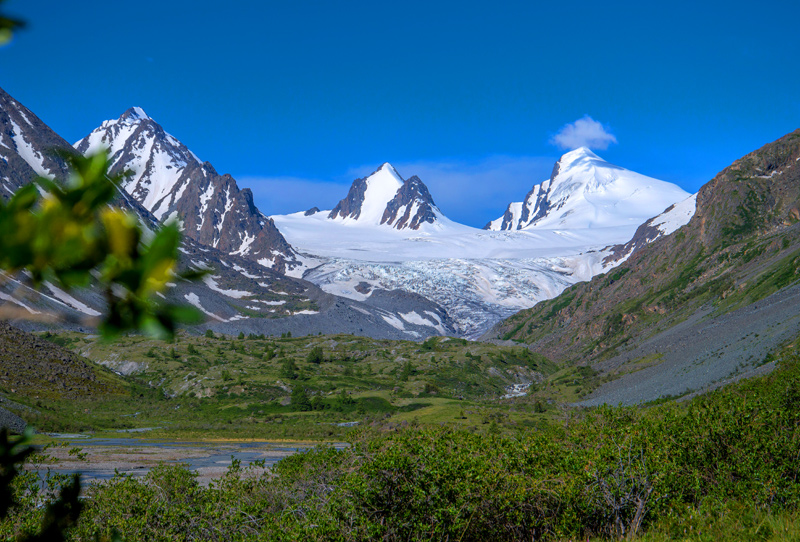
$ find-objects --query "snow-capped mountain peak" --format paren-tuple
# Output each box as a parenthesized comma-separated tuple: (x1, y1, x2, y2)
(76, 109, 203, 217)
(358, 163, 405, 223)
(485, 148, 690, 231)
(327, 163, 443, 230)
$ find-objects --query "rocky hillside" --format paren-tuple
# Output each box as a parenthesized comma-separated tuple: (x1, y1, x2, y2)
(75, 108, 299, 273)
(489, 130, 800, 403)
(0, 322, 127, 401)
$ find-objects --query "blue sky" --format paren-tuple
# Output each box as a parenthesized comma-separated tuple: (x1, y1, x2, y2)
(2, 0, 799, 227)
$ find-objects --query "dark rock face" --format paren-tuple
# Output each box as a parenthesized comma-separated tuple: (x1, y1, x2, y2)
(328, 176, 368, 220)
(381, 176, 438, 230)
(75, 109, 299, 273)
(486, 203, 516, 231)
(602, 204, 679, 265)
(304, 207, 320, 216)
(0, 86, 76, 198)
(482, 156, 566, 231)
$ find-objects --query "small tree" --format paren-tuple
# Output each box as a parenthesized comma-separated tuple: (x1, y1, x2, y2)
(400, 360, 414, 381)
(291, 386, 311, 411)
(280, 359, 298, 380)
(306, 346, 324, 364)
(335, 389, 355, 411)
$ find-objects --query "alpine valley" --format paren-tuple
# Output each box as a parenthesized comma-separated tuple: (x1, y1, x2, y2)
(3, 84, 800, 409)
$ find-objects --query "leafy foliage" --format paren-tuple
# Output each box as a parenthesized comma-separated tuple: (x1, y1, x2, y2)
(0, 429, 83, 542)
(0, 0, 24, 45)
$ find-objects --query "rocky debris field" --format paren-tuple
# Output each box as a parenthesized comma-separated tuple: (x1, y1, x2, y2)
(578, 281, 800, 406)
(0, 404, 26, 433)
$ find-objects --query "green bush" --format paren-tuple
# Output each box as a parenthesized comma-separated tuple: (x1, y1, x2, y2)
(307, 346, 324, 364)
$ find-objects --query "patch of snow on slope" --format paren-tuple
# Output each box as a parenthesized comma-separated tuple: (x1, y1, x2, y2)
(216, 187, 234, 240)
(45, 283, 101, 316)
(651, 193, 697, 236)
(350, 305, 372, 316)
(184, 293, 225, 321)
(9, 119, 52, 178)
(135, 146, 187, 219)
(198, 184, 215, 227)
(381, 313, 406, 330)
(0, 292, 40, 314)
(232, 264, 261, 279)
(202, 276, 252, 299)
(233, 232, 256, 255)
(400, 311, 446, 334)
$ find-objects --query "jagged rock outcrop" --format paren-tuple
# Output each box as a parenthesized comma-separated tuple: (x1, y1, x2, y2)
(381, 175, 439, 229)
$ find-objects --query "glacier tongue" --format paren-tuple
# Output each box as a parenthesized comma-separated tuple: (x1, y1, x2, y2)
(302, 253, 613, 338)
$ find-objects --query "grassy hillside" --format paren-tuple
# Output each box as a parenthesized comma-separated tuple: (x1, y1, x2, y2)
(0, 322, 127, 401)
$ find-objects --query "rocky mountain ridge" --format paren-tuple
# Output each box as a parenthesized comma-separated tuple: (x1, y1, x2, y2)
(0, 87, 456, 341)
(74, 108, 299, 273)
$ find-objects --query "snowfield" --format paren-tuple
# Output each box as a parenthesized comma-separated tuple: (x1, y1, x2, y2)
(271, 150, 695, 337)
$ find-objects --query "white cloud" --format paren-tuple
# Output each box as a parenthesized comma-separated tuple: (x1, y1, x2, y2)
(550, 115, 617, 150)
